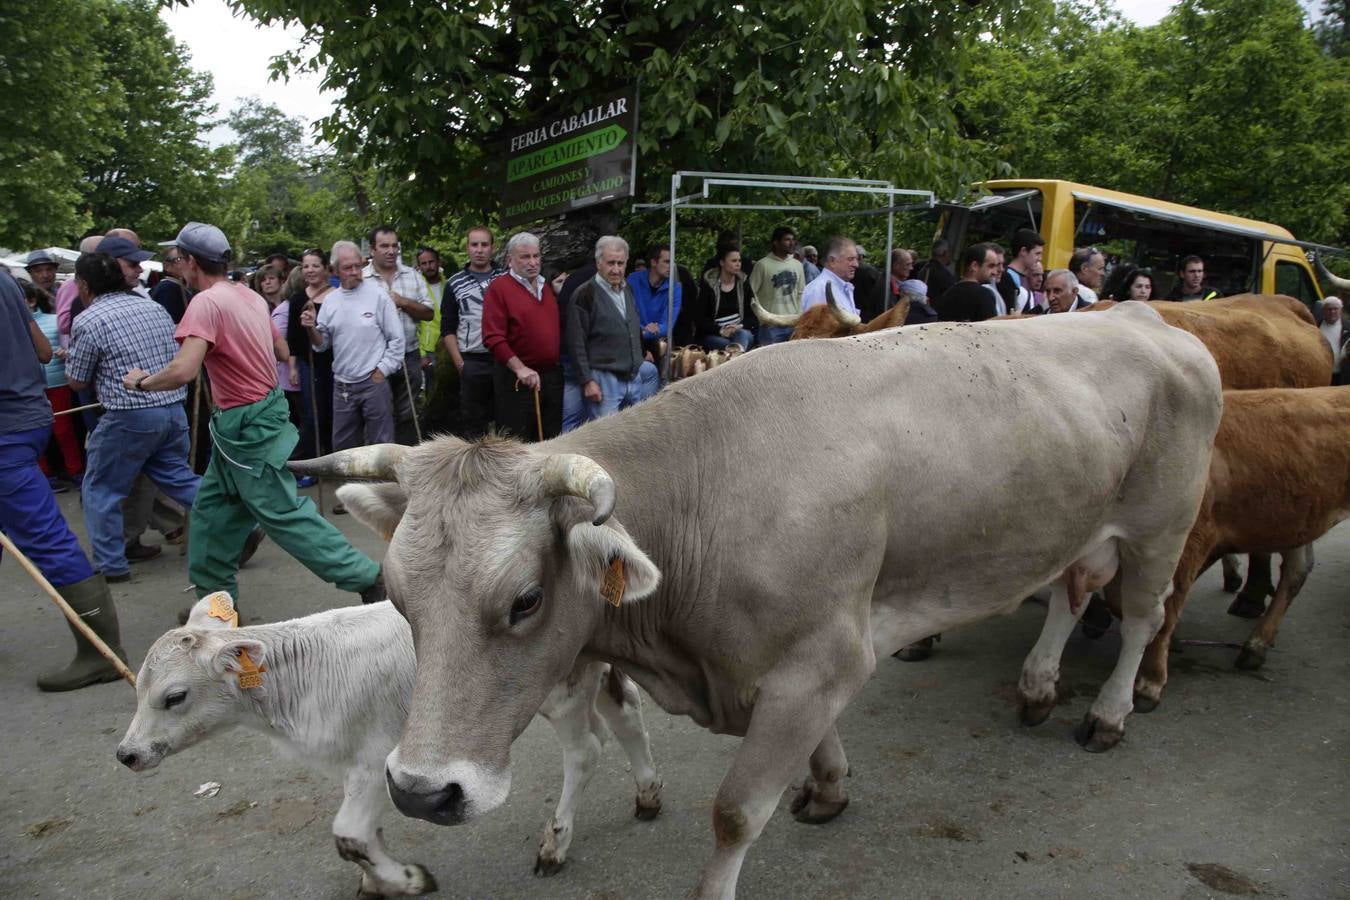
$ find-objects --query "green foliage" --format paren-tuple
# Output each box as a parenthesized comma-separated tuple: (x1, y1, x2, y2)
(0, 0, 228, 249)
(225, 0, 1048, 236)
(961, 0, 1350, 246)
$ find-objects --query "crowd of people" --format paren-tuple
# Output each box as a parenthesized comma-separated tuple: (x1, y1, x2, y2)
(4, 217, 1347, 693)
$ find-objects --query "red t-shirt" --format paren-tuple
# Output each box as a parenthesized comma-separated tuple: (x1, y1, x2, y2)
(176, 282, 280, 409)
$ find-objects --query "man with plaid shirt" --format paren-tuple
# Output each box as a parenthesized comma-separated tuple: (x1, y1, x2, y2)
(66, 252, 200, 582)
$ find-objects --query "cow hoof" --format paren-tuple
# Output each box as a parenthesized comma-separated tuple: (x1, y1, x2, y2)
(1222, 571, 1243, 593)
(1073, 715, 1122, 753)
(357, 864, 437, 898)
(534, 855, 566, 877)
(1226, 594, 1267, 620)
(790, 782, 849, 824)
(634, 798, 662, 821)
(1132, 692, 1160, 714)
(893, 635, 935, 662)
(1019, 696, 1056, 727)
(1234, 646, 1267, 671)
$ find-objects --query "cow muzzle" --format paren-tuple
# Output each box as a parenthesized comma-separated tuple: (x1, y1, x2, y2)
(115, 741, 166, 772)
(384, 755, 511, 827)
(386, 769, 467, 825)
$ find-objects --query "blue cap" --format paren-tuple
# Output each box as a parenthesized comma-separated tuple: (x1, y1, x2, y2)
(96, 236, 154, 263)
(25, 250, 58, 268)
(164, 222, 233, 264)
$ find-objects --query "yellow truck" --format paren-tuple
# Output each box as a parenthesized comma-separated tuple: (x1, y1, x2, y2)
(937, 178, 1338, 304)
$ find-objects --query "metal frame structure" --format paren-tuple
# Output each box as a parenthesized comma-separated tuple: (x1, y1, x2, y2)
(634, 171, 935, 370)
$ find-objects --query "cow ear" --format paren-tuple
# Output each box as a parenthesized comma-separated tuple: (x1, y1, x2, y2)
(186, 591, 239, 630)
(337, 482, 408, 542)
(210, 639, 267, 678)
(566, 521, 661, 604)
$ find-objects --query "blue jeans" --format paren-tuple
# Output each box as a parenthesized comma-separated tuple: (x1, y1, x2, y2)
(757, 325, 794, 346)
(0, 426, 94, 588)
(703, 329, 755, 352)
(582, 368, 646, 422)
(82, 406, 200, 576)
(637, 360, 660, 400)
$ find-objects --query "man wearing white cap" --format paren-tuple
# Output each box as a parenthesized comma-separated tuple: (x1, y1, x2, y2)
(123, 222, 384, 612)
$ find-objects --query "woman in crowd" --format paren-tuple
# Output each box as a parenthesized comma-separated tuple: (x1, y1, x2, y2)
(286, 250, 335, 469)
(253, 265, 285, 309)
(1104, 265, 1155, 302)
(23, 282, 83, 488)
(697, 244, 758, 352)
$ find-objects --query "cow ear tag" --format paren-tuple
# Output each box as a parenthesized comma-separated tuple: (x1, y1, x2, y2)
(206, 592, 239, 629)
(601, 556, 626, 608)
(235, 648, 267, 690)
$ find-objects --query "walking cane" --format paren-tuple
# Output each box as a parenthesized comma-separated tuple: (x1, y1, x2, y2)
(400, 358, 424, 444)
(0, 531, 136, 687)
(514, 380, 546, 442)
(189, 375, 202, 471)
(306, 346, 326, 516)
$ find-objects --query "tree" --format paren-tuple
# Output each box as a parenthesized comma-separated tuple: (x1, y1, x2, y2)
(0, 0, 228, 249)
(0, 0, 114, 247)
(221, 0, 1048, 238)
(959, 0, 1350, 246)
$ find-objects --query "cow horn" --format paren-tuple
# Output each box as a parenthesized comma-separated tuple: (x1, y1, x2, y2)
(1314, 255, 1350, 294)
(825, 283, 861, 326)
(751, 298, 800, 328)
(287, 444, 408, 481)
(542, 454, 616, 525)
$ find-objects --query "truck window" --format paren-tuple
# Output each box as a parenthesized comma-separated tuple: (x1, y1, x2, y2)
(1274, 260, 1318, 306)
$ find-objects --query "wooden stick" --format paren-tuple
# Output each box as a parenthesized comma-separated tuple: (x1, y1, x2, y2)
(533, 388, 544, 442)
(307, 347, 325, 516)
(401, 357, 424, 444)
(189, 375, 202, 470)
(52, 401, 103, 418)
(0, 531, 136, 687)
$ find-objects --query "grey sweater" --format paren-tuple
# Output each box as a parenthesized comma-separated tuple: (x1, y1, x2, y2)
(566, 277, 644, 382)
(313, 281, 405, 384)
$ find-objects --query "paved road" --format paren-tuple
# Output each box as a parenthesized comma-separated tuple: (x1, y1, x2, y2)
(2, 489, 1346, 899)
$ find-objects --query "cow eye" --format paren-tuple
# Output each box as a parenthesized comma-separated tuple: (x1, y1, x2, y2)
(163, 690, 187, 710)
(509, 588, 543, 626)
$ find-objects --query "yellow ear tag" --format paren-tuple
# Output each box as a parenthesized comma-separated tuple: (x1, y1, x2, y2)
(206, 592, 239, 629)
(601, 557, 626, 608)
(235, 648, 266, 690)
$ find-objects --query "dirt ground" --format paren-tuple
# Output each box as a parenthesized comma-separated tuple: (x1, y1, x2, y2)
(2, 489, 1346, 899)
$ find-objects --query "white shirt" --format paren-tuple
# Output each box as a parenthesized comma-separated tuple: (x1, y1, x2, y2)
(800, 268, 857, 315)
(1321, 318, 1344, 371)
(363, 259, 433, 349)
(1077, 284, 1099, 305)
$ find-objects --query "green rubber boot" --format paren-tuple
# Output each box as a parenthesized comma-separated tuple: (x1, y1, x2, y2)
(36, 574, 128, 692)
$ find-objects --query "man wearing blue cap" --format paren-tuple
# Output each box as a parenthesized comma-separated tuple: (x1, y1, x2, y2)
(24, 250, 59, 297)
(125, 222, 384, 609)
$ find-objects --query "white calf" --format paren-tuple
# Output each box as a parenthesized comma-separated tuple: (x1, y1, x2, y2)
(116, 594, 662, 897)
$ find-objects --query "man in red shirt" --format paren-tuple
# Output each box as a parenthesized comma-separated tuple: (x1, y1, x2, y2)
(481, 232, 562, 440)
(124, 223, 384, 609)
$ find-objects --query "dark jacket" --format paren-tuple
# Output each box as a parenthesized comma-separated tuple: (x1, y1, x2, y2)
(286, 287, 334, 374)
(566, 278, 644, 382)
(697, 269, 759, 337)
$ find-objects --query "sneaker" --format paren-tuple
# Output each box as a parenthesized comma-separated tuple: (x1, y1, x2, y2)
(296, 475, 318, 488)
(48, 476, 69, 494)
(124, 539, 162, 563)
(162, 527, 186, 546)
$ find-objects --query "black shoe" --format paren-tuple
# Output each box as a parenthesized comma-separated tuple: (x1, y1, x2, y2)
(238, 525, 266, 567)
(125, 539, 162, 563)
(105, 571, 131, 584)
(359, 570, 386, 605)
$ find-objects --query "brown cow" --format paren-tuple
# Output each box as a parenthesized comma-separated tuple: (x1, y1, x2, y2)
(752, 286, 910, 341)
(1131, 387, 1350, 712)
(1085, 295, 1330, 390)
(1087, 295, 1333, 608)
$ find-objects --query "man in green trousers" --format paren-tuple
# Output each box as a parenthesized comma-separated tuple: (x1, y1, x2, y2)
(123, 224, 383, 608)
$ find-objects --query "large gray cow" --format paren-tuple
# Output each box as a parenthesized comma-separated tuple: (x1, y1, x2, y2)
(292, 303, 1223, 899)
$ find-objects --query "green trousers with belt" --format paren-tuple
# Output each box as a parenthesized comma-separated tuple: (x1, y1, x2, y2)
(187, 389, 379, 600)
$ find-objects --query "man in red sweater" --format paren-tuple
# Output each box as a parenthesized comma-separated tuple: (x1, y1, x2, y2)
(481, 232, 562, 441)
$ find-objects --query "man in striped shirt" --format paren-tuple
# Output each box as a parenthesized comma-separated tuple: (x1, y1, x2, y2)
(441, 226, 505, 438)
